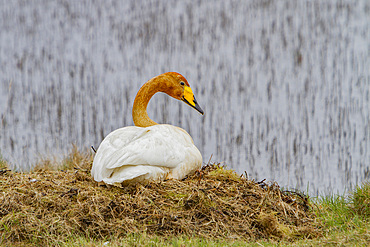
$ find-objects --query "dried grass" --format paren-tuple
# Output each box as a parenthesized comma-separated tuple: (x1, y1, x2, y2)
(0, 148, 322, 245)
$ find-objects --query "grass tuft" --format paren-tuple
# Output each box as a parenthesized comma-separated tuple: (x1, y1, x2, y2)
(0, 153, 8, 169)
(313, 183, 370, 246)
(351, 181, 370, 219)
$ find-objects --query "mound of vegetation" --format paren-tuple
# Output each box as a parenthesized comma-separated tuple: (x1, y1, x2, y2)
(0, 148, 321, 245)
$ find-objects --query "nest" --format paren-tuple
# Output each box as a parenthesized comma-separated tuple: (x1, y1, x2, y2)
(0, 157, 321, 244)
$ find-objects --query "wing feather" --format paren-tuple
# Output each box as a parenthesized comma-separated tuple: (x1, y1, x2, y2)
(91, 124, 200, 184)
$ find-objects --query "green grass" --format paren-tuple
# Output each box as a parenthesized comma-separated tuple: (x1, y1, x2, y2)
(351, 182, 370, 219)
(308, 186, 370, 246)
(60, 234, 260, 247)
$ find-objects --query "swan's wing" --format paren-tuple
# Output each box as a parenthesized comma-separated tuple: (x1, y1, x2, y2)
(101, 165, 170, 185)
(91, 125, 198, 183)
(91, 126, 148, 182)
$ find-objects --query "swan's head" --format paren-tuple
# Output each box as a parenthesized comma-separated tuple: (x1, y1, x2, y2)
(162, 72, 204, 115)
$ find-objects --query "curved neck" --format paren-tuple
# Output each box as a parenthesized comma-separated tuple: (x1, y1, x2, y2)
(132, 76, 165, 127)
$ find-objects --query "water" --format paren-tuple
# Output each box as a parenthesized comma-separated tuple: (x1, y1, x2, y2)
(0, 0, 369, 195)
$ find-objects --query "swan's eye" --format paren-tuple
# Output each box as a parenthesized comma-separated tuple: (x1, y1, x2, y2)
(180, 81, 185, 86)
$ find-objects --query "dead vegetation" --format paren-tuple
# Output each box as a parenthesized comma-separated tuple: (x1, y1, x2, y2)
(0, 148, 321, 245)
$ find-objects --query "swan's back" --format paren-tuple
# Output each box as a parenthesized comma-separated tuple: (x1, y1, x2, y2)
(91, 124, 202, 186)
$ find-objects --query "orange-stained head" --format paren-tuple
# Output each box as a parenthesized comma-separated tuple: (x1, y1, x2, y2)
(159, 72, 204, 115)
(133, 72, 204, 127)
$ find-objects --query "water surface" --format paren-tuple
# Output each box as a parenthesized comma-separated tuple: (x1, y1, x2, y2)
(0, 0, 369, 195)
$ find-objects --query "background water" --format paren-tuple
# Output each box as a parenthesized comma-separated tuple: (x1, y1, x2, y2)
(0, 0, 369, 195)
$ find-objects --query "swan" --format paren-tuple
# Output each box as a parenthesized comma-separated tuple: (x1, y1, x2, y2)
(91, 72, 204, 186)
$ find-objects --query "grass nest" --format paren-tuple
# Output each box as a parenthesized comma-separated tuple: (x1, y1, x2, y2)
(0, 149, 321, 245)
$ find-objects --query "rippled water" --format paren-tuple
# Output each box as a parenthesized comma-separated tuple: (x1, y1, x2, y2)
(0, 0, 369, 195)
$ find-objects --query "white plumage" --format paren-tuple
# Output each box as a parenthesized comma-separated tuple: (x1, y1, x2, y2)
(91, 124, 202, 186)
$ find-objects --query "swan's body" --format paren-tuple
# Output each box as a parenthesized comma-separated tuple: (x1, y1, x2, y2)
(91, 125, 202, 186)
(91, 72, 204, 186)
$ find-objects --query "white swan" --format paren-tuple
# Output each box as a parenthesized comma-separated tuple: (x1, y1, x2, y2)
(91, 72, 204, 186)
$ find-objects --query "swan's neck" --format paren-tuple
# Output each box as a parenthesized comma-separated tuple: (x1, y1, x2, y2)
(132, 76, 164, 127)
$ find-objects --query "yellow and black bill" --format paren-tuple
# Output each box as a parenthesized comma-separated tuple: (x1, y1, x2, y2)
(182, 86, 204, 115)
